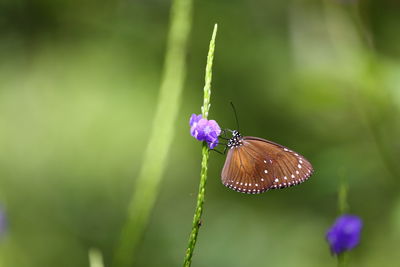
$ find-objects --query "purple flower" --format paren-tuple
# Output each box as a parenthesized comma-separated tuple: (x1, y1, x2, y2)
(0, 207, 6, 238)
(326, 214, 363, 255)
(189, 114, 221, 149)
(189, 114, 203, 128)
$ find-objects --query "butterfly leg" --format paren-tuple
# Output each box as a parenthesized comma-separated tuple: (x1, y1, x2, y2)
(209, 142, 228, 155)
(220, 129, 229, 139)
(210, 148, 224, 155)
(211, 146, 228, 154)
(219, 129, 233, 141)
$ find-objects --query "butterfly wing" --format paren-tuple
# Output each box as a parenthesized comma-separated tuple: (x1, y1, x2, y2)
(221, 144, 268, 194)
(221, 136, 313, 194)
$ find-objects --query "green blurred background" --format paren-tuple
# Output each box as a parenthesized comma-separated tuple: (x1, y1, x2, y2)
(1, 0, 400, 266)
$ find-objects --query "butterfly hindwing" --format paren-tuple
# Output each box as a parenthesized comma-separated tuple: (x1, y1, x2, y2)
(221, 144, 271, 194)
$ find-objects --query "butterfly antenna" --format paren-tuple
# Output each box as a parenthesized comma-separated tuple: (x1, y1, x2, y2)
(230, 101, 240, 132)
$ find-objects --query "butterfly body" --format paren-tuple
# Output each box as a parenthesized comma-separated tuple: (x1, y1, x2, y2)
(221, 130, 313, 194)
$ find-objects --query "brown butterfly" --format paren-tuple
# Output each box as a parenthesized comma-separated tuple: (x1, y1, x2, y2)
(221, 130, 313, 194)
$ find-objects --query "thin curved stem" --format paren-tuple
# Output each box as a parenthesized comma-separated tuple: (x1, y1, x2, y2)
(183, 24, 218, 267)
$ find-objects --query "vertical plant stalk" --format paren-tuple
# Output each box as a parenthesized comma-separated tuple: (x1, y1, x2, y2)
(338, 174, 349, 267)
(350, 2, 374, 50)
(350, 3, 400, 181)
(113, 0, 193, 266)
(183, 24, 218, 267)
(89, 248, 105, 267)
(330, 1, 399, 181)
(338, 253, 348, 267)
(338, 173, 349, 215)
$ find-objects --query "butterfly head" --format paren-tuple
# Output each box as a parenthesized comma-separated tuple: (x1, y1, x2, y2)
(227, 130, 243, 149)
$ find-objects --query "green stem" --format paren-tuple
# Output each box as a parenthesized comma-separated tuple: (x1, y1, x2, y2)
(338, 173, 349, 215)
(338, 252, 348, 267)
(183, 24, 218, 267)
(337, 174, 349, 267)
(349, 1, 400, 181)
(113, 0, 193, 266)
(350, 1, 374, 50)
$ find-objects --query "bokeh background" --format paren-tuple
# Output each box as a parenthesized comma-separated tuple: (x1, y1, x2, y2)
(1, 0, 400, 266)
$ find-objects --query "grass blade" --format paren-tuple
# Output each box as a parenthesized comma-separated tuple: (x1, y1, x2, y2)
(113, 0, 194, 266)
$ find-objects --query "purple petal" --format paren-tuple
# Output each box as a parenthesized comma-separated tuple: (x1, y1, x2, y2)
(207, 136, 220, 149)
(193, 119, 209, 141)
(208, 120, 221, 136)
(196, 130, 206, 141)
(190, 125, 199, 139)
(197, 118, 208, 127)
(189, 114, 202, 127)
(190, 125, 196, 137)
(190, 117, 206, 139)
(208, 140, 219, 149)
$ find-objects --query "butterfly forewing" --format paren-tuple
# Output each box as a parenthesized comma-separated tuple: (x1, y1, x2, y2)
(221, 136, 313, 194)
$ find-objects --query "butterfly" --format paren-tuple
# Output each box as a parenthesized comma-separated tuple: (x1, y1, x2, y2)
(221, 130, 313, 194)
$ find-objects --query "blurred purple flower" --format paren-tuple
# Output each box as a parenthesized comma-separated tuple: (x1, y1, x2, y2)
(0, 207, 6, 238)
(189, 114, 221, 149)
(326, 214, 363, 255)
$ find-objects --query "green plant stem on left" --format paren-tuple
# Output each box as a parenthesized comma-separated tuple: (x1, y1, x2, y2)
(183, 24, 218, 267)
(113, 0, 194, 266)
